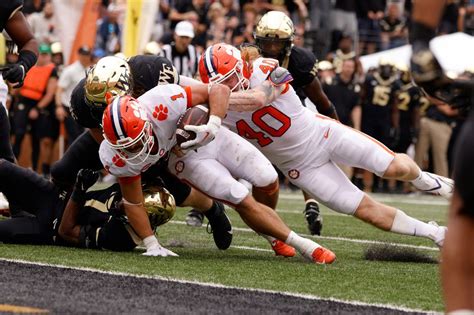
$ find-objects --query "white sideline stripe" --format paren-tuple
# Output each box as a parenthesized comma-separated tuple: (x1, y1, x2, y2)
(279, 193, 449, 206)
(0, 258, 437, 314)
(172, 221, 439, 252)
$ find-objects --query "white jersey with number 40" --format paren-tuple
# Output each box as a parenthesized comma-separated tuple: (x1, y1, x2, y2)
(223, 57, 329, 168)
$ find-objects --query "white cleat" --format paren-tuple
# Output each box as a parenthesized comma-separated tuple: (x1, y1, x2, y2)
(424, 173, 454, 200)
(428, 221, 447, 248)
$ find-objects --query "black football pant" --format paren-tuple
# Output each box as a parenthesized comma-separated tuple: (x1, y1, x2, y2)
(0, 105, 15, 163)
(0, 159, 60, 244)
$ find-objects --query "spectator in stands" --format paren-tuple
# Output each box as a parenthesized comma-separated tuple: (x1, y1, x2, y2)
(55, 46, 92, 146)
(356, 1, 386, 55)
(169, 0, 209, 49)
(323, 58, 361, 178)
(161, 21, 199, 78)
(316, 61, 336, 85)
(330, 0, 359, 53)
(415, 97, 457, 178)
(231, 3, 257, 46)
(22, 0, 46, 16)
(323, 58, 361, 130)
(380, 3, 408, 50)
(27, 0, 59, 44)
(307, 0, 332, 57)
(206, 2, 230, 45)
(95, 4, 121, 55)
(50, 42, 64, 75)
(459, 0, 474, 35)
(14, 43, 58, 176)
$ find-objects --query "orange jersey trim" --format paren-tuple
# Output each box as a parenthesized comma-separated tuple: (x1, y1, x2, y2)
(184, 86, 193, 108)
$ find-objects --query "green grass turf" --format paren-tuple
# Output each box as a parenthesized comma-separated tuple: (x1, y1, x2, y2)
(0, 192, 448, 311)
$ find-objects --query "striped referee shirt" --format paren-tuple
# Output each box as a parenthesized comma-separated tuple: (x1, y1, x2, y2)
(161, 43, 199, 78)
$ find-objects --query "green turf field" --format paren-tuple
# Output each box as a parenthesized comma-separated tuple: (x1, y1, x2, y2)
(0, 191, 448, 312)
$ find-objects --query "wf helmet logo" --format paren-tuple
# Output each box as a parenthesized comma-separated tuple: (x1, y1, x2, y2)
(153, 104, 168, 121)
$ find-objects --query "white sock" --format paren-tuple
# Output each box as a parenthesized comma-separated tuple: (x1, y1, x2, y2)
(410, 169, 439, 191)
(390, 209, 438, 240)
(285, 231, 319, 257)
(305, 198, 318, 205)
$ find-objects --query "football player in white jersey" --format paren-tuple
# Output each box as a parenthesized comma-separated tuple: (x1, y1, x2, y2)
(199, 43, 452, 249)
(100, 82, 336, 263)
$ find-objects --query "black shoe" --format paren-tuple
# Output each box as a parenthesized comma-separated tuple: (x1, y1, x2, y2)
(185, 209, 205, 227)
(205, 201, 233, 250)
(304, 201, 323, 235)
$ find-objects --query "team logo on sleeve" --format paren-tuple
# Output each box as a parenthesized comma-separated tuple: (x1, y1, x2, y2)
(153, 104, 169, 121)
(175, 161, 185, 174)
(288, 169, 300, 179)
(112, 154, 126, 167)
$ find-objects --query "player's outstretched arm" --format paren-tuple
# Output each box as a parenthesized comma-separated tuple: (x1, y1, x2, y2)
(228, 67, 292, 111)
(303, 77, 339, 120)
(120, 176, 178, 257)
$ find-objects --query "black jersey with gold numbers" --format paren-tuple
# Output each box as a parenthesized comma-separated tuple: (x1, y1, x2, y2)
(397, 82, 423, 126)
(0, 0, 23, 32)
(362, 73, 401, 122)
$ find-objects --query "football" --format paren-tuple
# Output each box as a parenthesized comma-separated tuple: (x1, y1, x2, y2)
(176, 104, 209, 146)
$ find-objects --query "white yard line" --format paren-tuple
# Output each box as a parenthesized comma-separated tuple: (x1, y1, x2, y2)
(171, 221, 440, 252)
(279, 193, 449, 206)
(0, 258, 438, 314)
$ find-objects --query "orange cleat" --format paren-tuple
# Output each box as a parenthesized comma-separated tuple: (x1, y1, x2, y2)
(271, 240, 296, 257)
(311, 247, 336, 264)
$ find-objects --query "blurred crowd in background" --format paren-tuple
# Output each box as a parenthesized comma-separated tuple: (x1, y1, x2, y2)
(2, 0, 474, 193)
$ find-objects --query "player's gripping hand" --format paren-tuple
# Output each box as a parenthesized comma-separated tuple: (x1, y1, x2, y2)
(142, 235, 178, 257)
(71, 169, 100, 202)
(1, 64, 26, 88)
(142, 245, 179, 257)
(75, 169, 100, 192)
(181, 115, 221, 150)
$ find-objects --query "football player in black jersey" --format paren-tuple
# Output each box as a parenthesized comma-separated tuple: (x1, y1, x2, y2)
(0, 0, 39, 164)
(252, 11, 339, 236)
(410, 0, 474, 312)
(360, 59, 401, 192)
(50, 55, 233, 252)
(0, 161, 175, 252)
(392, 64, 426, 193)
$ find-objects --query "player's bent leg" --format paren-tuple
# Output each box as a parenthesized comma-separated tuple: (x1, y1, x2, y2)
(382, 153, 454, 199)
(235, 195, 335, 264)
(252, 180, 279, 210)
(354, 194, 446, 247)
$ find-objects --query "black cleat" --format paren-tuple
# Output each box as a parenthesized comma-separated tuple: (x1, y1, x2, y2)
(304, 201, 323, 235)
(185, 209, 205, 227)
(205, 201, 233, 250)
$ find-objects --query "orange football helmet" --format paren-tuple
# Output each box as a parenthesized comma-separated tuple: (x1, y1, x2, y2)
(102, 95, 155, 165)
(199, 43, 249, 91)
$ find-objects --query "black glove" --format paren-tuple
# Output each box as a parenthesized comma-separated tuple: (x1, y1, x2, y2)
(71, 169, 100, 202)
(1, 64, 26, 88)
